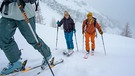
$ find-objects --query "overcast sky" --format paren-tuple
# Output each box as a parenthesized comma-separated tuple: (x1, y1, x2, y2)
(89, 0, 135, 27)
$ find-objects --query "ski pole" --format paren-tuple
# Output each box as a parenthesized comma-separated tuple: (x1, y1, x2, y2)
(74, 32, 79, 51)
(17, 0, 55, 76)
(82, 34, 84, 51)
(101, 35, 106, 56)
(55, 26, 59, 50)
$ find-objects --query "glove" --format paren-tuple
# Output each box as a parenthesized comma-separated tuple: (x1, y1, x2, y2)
(57, 21, 60, 26)
(82, 31, 84, 34)
(99, 30, 103, 35)
(73, 29, 76, 33)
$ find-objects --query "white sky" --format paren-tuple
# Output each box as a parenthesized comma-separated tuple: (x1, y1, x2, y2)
(89, 0, 135, 27)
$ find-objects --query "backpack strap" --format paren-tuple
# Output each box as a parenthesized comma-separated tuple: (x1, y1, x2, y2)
(35, 1, 39, 11)
(85, 17, 96, 27)
(93, 17, 97, 37)
(0, 0, 11, 15)
(93, 17, 96, 27)
(0, 1, 5, 13)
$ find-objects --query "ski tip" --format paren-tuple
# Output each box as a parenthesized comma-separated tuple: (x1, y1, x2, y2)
(22, 60, 27, 65)
(21, 59, 28, 71)
(50, 57, 55, 65)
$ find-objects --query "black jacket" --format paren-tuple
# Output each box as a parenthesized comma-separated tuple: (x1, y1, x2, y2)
(58, 16, 75, 32)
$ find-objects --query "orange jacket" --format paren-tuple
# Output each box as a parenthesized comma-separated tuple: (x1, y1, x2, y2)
(82, 18, 101, 34)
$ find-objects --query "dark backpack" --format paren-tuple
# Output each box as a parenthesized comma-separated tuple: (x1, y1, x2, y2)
(86, 17, 96, 27)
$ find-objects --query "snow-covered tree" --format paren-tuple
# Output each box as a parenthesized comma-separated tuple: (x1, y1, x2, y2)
(35, 6, 44, 24)
(121, 22, 132, 38)
(98, 19, 107, 32)
(51, 17, 57, 28)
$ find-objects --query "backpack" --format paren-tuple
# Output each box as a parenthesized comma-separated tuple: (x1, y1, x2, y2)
(85, 17, 97, 37)
(86, 17, 96, 27)
(0, 0, 38, 15)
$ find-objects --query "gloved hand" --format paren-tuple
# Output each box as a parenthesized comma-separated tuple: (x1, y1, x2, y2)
(99, 30, 103, 35)
(57, 21, 60, 26)
(82, 31, 85, 34)
(73, 29, 76, 33)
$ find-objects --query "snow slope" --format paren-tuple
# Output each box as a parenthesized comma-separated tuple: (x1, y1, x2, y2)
(0, 23, 135, 76)
(40, 0, 122, 35)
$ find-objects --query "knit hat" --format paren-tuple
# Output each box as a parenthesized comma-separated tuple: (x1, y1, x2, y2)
(64, 11, 69, 16)
(87, 12, 93, 17)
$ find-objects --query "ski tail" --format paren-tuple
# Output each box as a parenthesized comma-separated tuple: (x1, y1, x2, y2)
(36, 58, 64, 75)
(21, 60, 27, 71)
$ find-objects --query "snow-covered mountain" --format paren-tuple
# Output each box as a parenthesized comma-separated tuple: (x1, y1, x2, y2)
(39, 0, 122, 35)
(0, 0, 133, 37)
(0, 23, 135, 76)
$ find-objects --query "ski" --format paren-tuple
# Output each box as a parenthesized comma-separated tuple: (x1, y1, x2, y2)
(35, 58, 64, 76)
(63, 51, 74, 57)
(22, 58, 63, 72)
(11, 58, 63, 76)
(0, 60, 28, 76)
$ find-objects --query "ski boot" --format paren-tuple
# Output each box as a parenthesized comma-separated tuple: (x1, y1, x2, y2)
(67, 49, 74, 56)
(63, 49, 74, 56)
(0, 60, 22, 75)
(91, 49, 94, 56)
(41, 55, 52, 70)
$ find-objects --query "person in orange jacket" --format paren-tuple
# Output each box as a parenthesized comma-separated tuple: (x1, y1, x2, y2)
(82, 12, 103, 55)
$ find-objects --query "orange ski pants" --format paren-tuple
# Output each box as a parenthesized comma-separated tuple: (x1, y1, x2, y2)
(85, 32, 96, 52)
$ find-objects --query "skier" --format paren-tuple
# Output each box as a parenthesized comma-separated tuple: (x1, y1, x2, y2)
(0, 0, 51, 75)
(57, 11, 76, 55)
(82, 12, 103, 55)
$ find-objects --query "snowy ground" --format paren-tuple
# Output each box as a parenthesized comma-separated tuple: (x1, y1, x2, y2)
(0, 23, 135, 76)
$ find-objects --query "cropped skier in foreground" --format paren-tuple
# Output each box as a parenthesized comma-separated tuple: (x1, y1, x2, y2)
(0, 0, 52, 75)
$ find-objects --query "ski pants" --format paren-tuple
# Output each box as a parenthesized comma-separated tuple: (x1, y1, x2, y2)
(0, 17, 51, 63)
(64, 31, 74, 50)
(85, 32, 96, 52)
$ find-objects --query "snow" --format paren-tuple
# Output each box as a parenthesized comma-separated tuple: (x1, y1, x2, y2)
(39, 2, 62, 26)
(0, 1, 135, 76)
(0, 22, 135, 76)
